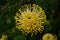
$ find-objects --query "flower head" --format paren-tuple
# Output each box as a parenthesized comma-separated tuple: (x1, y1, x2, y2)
(15, 4, 46, 35)
(0, 35, 8, 40)
(42, 33, 57, 40)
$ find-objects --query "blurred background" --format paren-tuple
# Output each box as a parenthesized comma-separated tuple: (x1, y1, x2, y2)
(0, 0, 60, 40)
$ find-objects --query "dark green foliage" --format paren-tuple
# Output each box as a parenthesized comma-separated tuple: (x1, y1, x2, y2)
(0, 0, 59, 40)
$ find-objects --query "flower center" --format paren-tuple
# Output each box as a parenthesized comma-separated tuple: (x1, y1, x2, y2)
(47, 37, 50, 39)
(28, 17, 31, 19)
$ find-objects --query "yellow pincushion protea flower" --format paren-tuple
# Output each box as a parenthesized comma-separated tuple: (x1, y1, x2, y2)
(42, 33, 57, 40)
(14, 4, 46, 35)
(0, 35, 8, 40)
